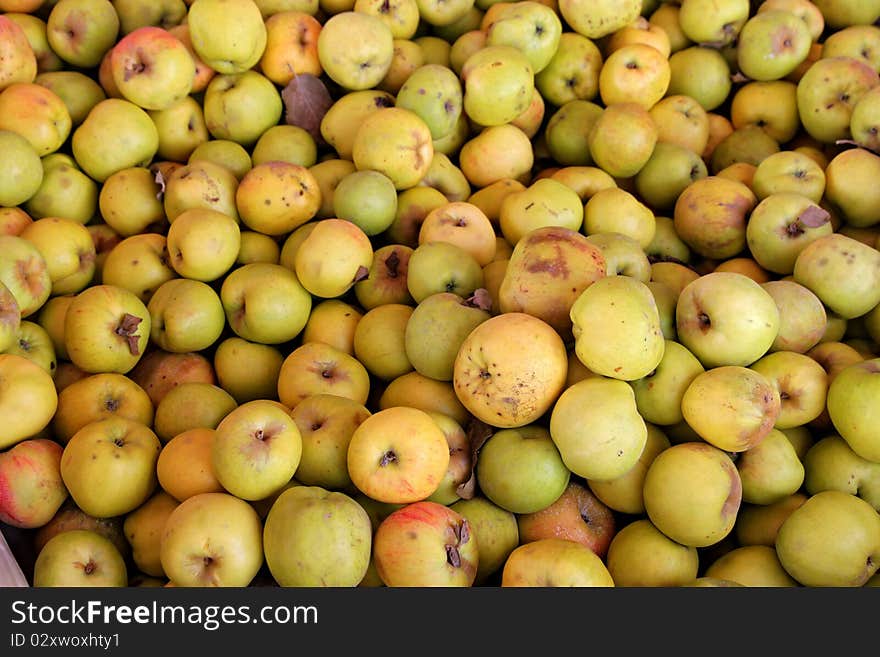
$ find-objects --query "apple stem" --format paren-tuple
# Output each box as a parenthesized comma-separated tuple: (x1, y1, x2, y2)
(379, 450, 397, 467)
(115, 313, 143, 355)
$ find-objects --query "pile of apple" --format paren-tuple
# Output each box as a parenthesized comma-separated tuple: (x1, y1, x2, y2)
(1, 0, 880, 588)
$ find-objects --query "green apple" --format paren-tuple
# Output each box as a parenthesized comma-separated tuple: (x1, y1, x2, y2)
(461, 44, 534, 127)
(317, 11, 394, 90)
(20, 216, 95, 297)
(33, 529, 127, 587)
(98, 167, 165, 237)
(485, 1, 561, 74)
(629, 340, 705, 427)
(797, 55, 879, 144)
(635, 141, 708, 213)
(148, 96, 210, 164)
(333, 170, 399, 236)
(666, 46, 732, 112)
(25, 155, 98, 226)
(450, 495, 519, 585)
(534, 31, 603, 107)
(498, 175, 585, 247)
(736, 428, 806, 505)
(64, 284, 151, 375)
(606, 518, 699, 587)
(824, 146, 880, 229)
(587, 102, 658, 179)
(583, 232, 651, 282)
(351, 106, 434, 190)
(162, 158, 240, 223)
(395, 64, 463, 140)
(187, 0, 268, 74)
(319, 89, 395, 161)
(60, 416, 161, 518)
(220, 262, 312, 345)
(543, 99, 603, 167)
(213, 336, 284, 404)
(202, 70, 283, 147)
(404, 291, 490, 382)
(642, 441, 742, 548)
(251, 125, 317, 168)
(587, 423, 671, 516)
(681, 365, 781, 453)
(188, 138, 252, 181)
(750, 349, 828, 429)
(159, 491, 264, 586)
(793, 233, 880, 319)
(0, 129, 42, 208)
(112, 0, 188, 34)
(146, 278, 225, 354)
(803, 435, 880, 511)
(34, 70, 106, 127)
(289, 393, 371, 490)
(569, 274, 665, 381)
(166, 207, 241, 283)
(704, 544, 799, 587)
(99, 232, 176, 305)
(263, 485, 372, 587)
(212, 399, 302, 501)
(776, 489, 880, 586)
(826, 358, 880, 463)
(46, 0, 120, 69)
(736, 9, 812, 81)
(406, 240, 484, 303)
(71, 98, 159, 183)
(5, 320, 56, 375)
(810, 0, 880, 30)
(675, 271, 780, 368)
(557, 0, 639, 40)
(152, 381, 237, 445)
(475, 424, 569, 514)
(0, 353, 57, 450)
(550, 376, 648, 481)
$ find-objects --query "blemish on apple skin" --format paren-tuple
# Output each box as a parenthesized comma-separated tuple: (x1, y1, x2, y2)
(721, 459, 742, 521)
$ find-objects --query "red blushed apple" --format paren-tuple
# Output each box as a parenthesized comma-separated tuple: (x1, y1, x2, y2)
(0, 438, 68, 529)
(516, 480, 617, 559)
(0, 206, 33, 235)
(128, 348, 216, 407)
(109, 26, 195, 111)
(373, 500, 479, 587)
